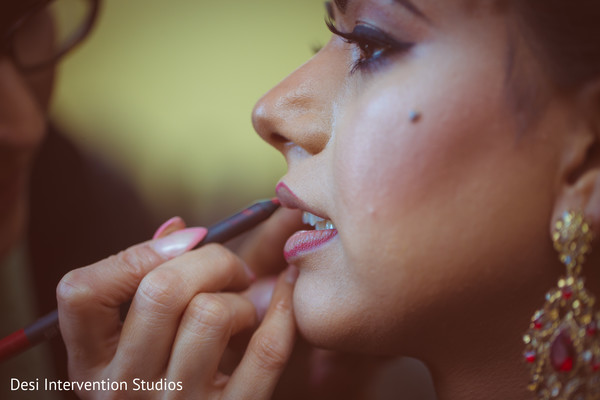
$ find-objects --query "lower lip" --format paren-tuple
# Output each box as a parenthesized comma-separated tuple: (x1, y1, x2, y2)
(284, 229, 338, 262)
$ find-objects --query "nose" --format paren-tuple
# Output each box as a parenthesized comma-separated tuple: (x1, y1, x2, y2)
(252, 41, 342, 157)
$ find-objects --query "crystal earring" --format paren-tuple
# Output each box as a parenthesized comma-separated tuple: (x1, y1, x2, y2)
(524, 211, 598, 399)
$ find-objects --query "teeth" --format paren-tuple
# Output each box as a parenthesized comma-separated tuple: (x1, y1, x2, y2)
(302, 212, 324, 225)
(315, 220, 328, 230)
(302, 212, 336, 231)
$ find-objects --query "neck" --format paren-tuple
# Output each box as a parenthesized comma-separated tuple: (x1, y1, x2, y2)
(427, 338, 530, 400)
(420, 279, 552, 400)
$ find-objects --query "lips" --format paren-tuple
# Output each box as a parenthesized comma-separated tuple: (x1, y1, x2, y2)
(283, 228, 338, 262)
(276, 182, 338, 262)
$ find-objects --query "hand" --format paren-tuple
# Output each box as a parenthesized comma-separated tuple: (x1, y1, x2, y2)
(57, 221, 298, 399)
(238, 207, 305, 277)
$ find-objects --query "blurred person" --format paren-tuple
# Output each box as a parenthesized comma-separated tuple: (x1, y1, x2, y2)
(1, 2, 334, 399)
(1, 1, 158, 398)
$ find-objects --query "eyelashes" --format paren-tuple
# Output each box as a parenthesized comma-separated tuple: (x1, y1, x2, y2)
(324, 3, 413, 74)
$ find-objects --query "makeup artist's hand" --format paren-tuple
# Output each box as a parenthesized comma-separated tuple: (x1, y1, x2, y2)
(57, 220, 297, 399)
(238, 207, 305, 277)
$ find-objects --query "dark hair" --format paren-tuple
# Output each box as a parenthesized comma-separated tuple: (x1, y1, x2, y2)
(514, 1, 600, 90)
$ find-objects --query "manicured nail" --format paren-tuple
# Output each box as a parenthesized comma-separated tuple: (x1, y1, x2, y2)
(243, 262, 257, 281)
(245, 278, 277, 321)
(153, 216, 185, 240)
(151, 227, 207, 259)
(285, 264, 299, 284)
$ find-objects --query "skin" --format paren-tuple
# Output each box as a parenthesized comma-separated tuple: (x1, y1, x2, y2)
(0, 3, 300, 398)
(0, 4, 54, 259)
(58, 217, 300, 399)
(0, 2, 304, 398)
(251, 0, 600, 399)
(57, 0, 600, 399)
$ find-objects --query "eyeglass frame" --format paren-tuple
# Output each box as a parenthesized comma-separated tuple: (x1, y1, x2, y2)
(0, 0, 100, 73)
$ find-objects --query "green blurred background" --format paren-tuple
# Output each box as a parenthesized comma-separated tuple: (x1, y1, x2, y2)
(50, 0, 330, 224)
(45, 4, 438, 393)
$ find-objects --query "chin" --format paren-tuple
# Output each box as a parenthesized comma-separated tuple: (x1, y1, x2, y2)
(294, 308, 354, 352)
(292, 276, 383, 354)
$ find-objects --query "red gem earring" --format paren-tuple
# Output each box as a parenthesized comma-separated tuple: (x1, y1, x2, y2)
(524, 211, 598, 399)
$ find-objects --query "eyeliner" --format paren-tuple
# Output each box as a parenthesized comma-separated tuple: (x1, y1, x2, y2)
(0, 198, 280, 362)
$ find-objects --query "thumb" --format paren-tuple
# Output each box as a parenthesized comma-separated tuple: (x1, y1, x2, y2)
(239, 208, 304, 277)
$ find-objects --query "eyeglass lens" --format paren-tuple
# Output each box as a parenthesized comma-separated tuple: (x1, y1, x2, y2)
(12, 0, 93, 69)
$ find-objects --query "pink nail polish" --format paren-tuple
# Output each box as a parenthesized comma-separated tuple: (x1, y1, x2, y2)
(246, 278, 277, 321)
(285, 264, 299, 284)
(153, 216, 184, 240)
(151, 227, 207, 259)
(243, 262, 257, 281)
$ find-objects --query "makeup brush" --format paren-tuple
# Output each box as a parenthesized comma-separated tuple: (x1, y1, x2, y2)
(0, 198, 280, 362)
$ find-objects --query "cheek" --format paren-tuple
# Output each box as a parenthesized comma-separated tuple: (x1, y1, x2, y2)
(332, 27, 525, 227)
(11, 9, 56, 113)
(324, 64, 557, 351)
(333, 53, 518, 260)
(0, 65, 50, 148)
(15, 8, 56, 70)
(0, 63, 53, 258)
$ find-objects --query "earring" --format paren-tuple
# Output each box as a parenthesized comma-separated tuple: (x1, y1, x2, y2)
(524, 211, 598, 399)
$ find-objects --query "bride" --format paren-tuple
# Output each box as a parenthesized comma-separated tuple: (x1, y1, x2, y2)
(58, 1, 600, 399)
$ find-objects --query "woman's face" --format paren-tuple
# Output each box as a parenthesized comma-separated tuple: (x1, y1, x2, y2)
(0, 4, 55, 257)
(253, 0, 568, 360)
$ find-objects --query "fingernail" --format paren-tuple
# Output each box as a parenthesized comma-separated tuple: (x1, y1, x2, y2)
(245, 278, 277, 321)
(285, 264, 299, 284)
(243, 262, 256, 282)
(152, 216, 185, 240)
(151, 227, 207, 259)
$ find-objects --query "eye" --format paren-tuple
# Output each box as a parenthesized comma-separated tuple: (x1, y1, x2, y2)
(348, 26, 396, 72)
(325, 19, 413, 74)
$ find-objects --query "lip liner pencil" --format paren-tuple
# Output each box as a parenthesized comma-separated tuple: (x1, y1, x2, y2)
(0, 198, 280, 362)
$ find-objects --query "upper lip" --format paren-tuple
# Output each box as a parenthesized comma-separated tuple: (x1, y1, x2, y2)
(275, 182, 331, 221)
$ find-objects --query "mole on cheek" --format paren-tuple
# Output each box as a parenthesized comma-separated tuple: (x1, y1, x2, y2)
(409, 110, 422, 123)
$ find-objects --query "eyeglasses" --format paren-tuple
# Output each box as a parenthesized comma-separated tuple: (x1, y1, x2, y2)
(1, 0, 100, 73)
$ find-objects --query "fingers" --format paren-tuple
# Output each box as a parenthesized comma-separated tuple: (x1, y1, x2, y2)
(238, 208, 304, 277)
(224, 265, 298, 400)
(58, 209, 299, 399)
(243, 277, 277, 321)
(111, 244, 255, 377)
(56, 227, 206, 371)
(165, 293, 256, 393)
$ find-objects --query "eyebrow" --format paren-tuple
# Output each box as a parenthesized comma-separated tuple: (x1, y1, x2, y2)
(333, 0, 429, 22)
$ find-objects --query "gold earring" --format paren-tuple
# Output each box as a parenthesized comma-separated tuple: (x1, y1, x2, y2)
(524, 211, 598, 399)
